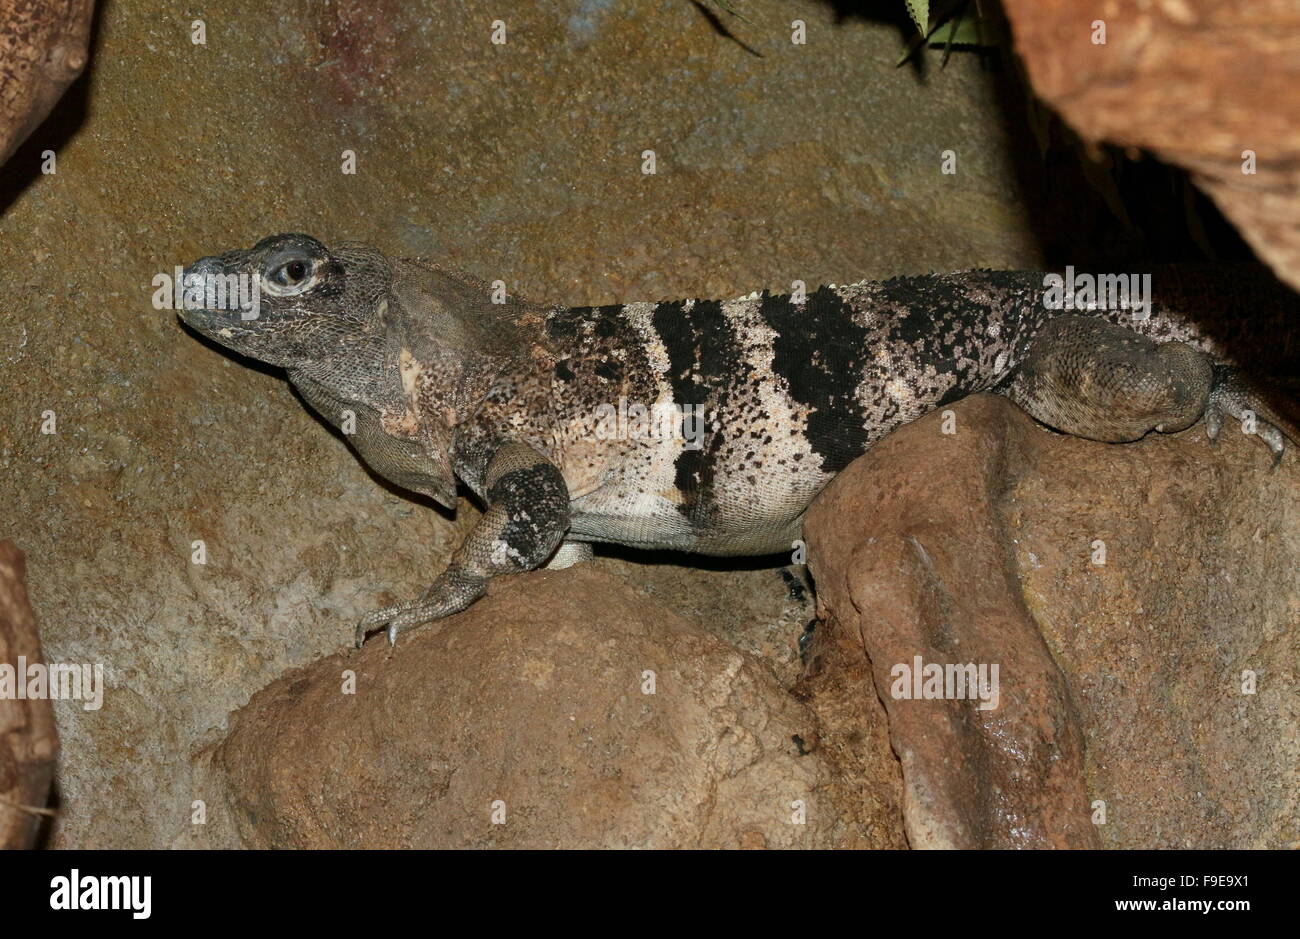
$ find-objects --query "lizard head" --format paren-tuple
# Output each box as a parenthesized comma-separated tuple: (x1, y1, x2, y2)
(177, 234, 536, 512)
(178, 233, 389, 367)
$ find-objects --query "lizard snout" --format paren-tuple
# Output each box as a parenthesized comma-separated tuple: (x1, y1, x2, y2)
(176, 252, 261, 332)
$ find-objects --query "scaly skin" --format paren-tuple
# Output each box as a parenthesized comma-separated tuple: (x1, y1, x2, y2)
(178, 235, 1299, 645)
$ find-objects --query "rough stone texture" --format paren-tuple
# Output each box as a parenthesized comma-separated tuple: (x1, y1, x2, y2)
(0, 541, 58, 848)
(807, 396, 1095, 849)
(807, 395, 1299, 849)
(198, 566, 904, 849)
(1002, 0, 1300, 291)
(0, 0, 1040, 848)
(0, 0, 94, 164)
(793, 627, 907, 850)
(1010, 407, 1300, 849)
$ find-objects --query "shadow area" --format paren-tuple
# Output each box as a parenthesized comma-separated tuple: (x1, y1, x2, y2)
(814, 0, 1257, 272)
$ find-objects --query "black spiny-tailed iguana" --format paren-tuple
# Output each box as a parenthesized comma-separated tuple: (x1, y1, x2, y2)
(178, 235, 1299, 645)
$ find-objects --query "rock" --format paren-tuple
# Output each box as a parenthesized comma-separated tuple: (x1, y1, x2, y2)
(0, 0, 93, 165)
(0, 541, 58, 848)
(198, 566, 904, 849)
(1008, 405, 1300, 849)
(1002, 0, 1300, 291)
(806, 396, 1095, 848)
(805, 394, 1299, 848)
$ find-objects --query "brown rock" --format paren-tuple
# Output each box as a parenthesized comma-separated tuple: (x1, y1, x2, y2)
(0, 541, 58, 849)
(1009, 403, 1300, 848)
(805, 394, 1299, 848)
(807, 396, 1095, 849)
(0, 0, 94, 165)
(1002, 0, 1300, 291)
(201, 566, 904, 849)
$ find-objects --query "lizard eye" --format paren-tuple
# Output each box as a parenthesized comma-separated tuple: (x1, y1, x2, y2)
(263, 256, 318, 296)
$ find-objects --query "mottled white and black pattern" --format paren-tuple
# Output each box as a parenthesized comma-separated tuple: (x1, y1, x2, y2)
(178, 236, 1298, 644)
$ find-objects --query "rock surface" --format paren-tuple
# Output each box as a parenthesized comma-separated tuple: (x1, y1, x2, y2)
(199, 566, 905, 849)
(0, 541, 58, 849)
(0, 0, 93, 164)
(1002, 0, 1300, 291)
(807, 396, 1095, 849)
(806, 395, 1299, 849)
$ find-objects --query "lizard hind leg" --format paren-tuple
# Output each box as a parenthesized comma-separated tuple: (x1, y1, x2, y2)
(1002, 314, 1215, 445)
(1003, 314, 1297, 465)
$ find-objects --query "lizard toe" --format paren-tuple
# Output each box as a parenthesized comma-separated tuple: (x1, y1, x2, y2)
(354, 600, 418, 647)
(1202, 364, 1296, 467)
(1202, 397, 1285, 463)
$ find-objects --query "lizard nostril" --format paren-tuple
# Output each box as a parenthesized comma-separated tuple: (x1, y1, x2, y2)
(179, 257, 225, 309)
(177, 257, 230, 319)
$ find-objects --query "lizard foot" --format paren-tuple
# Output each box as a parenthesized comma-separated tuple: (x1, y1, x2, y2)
(353, 566, 489, 647)
(1004, 316, 1297, 469)
(353, 600, 423, 648)
(1203, 364, 1298, 470)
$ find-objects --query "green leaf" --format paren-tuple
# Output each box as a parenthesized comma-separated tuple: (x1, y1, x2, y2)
(929, 17, 1002, 47)
(905, 0, 930, 34)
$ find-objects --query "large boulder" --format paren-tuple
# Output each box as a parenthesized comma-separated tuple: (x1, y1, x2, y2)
(1003, 0, 1300, 291)
(0, 0, 93, 164)
(199, 566, 905, 849)
(805, 394, 1299, 848)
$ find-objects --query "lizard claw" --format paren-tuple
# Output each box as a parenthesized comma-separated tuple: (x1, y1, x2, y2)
(1204, 405, 1222, 446)
(353, 601, 415, 648)
(352, 568, 489, 649)
(1203, 366, 1293, 467)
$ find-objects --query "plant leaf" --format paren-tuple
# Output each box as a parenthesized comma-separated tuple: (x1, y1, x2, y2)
(905, 0, 930, 34)
(929, 17, 1003, 47)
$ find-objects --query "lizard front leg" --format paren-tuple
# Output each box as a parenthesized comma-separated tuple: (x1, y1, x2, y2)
(354, 440, 570, 646)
